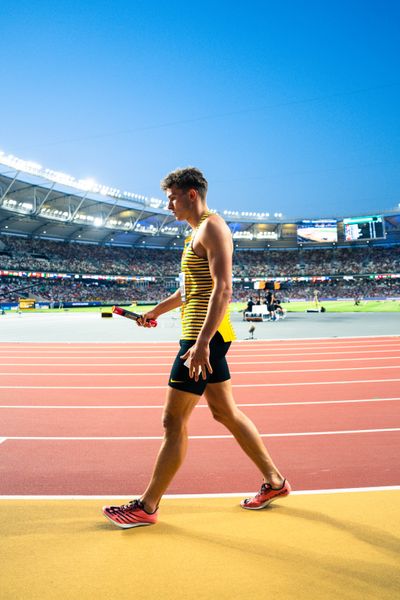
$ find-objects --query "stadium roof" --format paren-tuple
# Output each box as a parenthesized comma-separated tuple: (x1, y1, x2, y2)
(0, 153, 399, 249)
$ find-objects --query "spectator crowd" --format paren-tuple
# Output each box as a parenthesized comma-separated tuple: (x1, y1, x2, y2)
(1, 235, 399, 277)
(1, 234, 399, 304)
(233, 278, 400, 302)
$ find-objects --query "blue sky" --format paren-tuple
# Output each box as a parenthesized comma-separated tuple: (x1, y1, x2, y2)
(1, 0, 399, 219)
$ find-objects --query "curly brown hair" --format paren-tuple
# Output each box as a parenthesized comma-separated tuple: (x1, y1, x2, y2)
(160, 167, 208, 199)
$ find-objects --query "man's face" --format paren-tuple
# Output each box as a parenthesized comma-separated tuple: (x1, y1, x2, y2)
(167, 185, 192, 221)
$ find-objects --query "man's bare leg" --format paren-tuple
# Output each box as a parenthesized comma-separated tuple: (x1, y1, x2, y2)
(204, 380, 284, 488)
(140, 387, 199, 512)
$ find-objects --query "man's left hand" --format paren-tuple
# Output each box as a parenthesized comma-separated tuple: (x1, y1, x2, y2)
(180, 340, 213, 382)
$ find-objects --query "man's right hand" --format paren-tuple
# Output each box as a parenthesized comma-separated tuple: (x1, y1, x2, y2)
(137, 310, 158, 328)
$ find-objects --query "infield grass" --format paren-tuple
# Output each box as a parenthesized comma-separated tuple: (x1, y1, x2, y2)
(280, 300, 400, 312)
(11, 299, 400, 314)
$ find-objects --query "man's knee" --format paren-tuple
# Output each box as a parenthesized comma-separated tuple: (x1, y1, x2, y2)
(209, 404, 237, 425)
(162, 410, 187, 434)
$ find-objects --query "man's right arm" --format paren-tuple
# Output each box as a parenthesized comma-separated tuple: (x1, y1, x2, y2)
(137, 289, 182, 326)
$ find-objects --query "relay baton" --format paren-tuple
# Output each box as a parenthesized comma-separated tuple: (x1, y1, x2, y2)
(112, 305, 157, 327)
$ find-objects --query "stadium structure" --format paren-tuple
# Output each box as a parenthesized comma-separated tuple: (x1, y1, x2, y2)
(1, 151, 400, 310)
(1, 151, 400, 250)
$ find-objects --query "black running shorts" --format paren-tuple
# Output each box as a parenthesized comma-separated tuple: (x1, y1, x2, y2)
(168, 331, 231, 396)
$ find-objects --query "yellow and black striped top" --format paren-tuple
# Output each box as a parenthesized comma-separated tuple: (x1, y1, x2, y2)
(179, 212, 236, 342)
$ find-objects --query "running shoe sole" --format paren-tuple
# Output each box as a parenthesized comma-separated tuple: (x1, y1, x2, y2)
(241, 489, 290, 510)
(102, 508, 156, 529)
(241, 480, 291, 510)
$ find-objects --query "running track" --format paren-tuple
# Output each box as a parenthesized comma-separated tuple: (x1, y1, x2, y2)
(0, 336, 399, 496)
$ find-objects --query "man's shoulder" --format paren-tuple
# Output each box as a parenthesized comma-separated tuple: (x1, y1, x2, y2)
(203, 213, 231, 236)
(200, 214, 232, 247)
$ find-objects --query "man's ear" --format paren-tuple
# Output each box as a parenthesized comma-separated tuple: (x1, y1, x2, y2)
(188, 188, 197, 201)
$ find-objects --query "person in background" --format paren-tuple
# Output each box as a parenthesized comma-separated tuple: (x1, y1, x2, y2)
(266, 290, 276, 320)
(313, 289, 320, 308)
(243, 296, 255, 320)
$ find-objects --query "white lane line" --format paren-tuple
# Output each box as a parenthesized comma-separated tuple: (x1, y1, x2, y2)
(0, 344, 179, 349)
(1, 341, 400, 352)
(0, 339, 399, 352)
(2, 348, 400, 359)
(2, 365, 399, 377)
(1, 397, 399, 409)
(1, 378, 400, 389)
(2, 351, 400, 359)
(1, 428, 399, 441)
(0, 343, 149, 347)
(0, 335, 400, 353)
(1, 337, 399, 348)
(1, 334, 399, 345)
(0, 350, 186, 354)
(1, 485, 400, 500)
(1, 335, 399, 347)
(220, 356, 400, 364)
(0, 438, 6, 444)
(3, 355, 400, 366)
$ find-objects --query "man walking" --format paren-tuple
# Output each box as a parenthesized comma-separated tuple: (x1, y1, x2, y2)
(103, 167, 290, 528)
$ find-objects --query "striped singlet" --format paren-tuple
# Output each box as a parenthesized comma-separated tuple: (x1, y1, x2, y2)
(179, 212, 236, 342)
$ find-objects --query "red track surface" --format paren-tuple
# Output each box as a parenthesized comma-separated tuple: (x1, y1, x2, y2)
(0, 336, 399, 495)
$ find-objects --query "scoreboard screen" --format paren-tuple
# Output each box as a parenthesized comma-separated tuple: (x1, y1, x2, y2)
(343, 215, 385, 241)
(297, 220, 338, 243)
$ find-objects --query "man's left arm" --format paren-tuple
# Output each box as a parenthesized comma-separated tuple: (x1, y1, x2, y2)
(181, 218, 233, 380)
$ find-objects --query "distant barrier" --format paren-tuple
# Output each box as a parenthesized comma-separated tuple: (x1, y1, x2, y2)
(0, 301, 108, 310)
(1, 297, 399, 312)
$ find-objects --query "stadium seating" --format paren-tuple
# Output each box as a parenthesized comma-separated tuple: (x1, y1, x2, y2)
(1, 234, 399, 303)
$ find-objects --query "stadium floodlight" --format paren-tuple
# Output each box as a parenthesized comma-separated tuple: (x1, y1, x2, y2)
(255, 231, 278, 240)
(0, 152, 43, 174)
(233, 231, 254, 240)
(94, 217, 103, 227)
(0, 150, 147, 203)
(0, 149, 286, 221)
(149, 198, 162, 209)
(39, 207, 69, 221)
(2, 198, 34, 215)
(80, 178, 96, 191)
